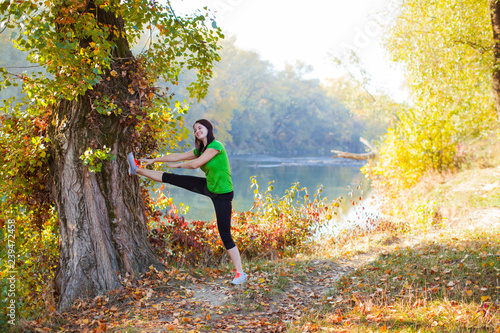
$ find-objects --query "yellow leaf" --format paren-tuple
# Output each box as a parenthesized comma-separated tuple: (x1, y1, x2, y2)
(481, 296, 490, 302)
(465, 290, 473, 296)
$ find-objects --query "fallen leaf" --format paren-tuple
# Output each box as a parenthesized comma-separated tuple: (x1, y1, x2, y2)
(328, 314, 344, 324)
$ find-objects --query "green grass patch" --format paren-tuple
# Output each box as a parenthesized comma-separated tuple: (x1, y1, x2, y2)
(469, 190, 500, 208)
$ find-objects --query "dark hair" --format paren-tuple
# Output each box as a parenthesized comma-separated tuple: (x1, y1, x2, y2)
(194, 119, 215, 155)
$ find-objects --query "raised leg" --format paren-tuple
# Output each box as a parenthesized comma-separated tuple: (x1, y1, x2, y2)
(136, 168, 164, 182)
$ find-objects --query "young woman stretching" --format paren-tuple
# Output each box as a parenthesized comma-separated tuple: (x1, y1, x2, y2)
(127, 119, 247, 285)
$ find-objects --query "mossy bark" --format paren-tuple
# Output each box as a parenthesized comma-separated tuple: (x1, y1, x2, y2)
(48, 1, 163, 311)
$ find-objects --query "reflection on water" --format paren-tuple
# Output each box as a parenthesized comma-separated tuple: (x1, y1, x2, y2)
(157, 155, 370, 222)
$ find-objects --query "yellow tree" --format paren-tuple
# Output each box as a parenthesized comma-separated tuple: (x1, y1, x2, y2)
(376, 0, 498, 189)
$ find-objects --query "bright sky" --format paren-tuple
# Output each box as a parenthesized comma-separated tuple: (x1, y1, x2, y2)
(169, 0, 408, 101)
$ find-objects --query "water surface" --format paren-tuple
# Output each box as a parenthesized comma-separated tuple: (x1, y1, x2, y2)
(159, 155, 369, 221)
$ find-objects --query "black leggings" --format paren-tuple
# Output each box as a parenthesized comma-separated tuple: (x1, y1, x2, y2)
(161, 173, 236, 250)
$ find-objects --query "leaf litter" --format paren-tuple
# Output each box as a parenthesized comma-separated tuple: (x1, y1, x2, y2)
(22, 258, 356, 332)
(20, 193, 500, 332)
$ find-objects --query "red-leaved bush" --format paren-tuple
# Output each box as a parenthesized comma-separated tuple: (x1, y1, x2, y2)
(148, 177, 342, 267)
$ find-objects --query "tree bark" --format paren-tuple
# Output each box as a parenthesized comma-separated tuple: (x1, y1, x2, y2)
(490, 0, 500, 121)
(48, 2, 163, 311)
(331, 137, 377, 160)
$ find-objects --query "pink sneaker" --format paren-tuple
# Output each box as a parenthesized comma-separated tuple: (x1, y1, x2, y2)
(231, 272, 247, 285)
(127, 152, 140, 175)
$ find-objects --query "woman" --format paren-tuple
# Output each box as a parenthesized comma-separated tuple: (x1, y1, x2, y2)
(127, 119, 247, 285)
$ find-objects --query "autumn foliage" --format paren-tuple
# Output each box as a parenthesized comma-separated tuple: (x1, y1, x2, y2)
(147, 177, 342, 268)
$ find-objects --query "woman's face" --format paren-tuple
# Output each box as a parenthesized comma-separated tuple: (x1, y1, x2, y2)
(193, 123, 208, 140)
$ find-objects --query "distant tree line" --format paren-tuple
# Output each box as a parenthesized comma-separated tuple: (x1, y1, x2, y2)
(165, 37, 386, 156)
(0, 32, 387, 156)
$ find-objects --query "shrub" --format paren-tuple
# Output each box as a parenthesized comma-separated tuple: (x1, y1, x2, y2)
(148, 177, 342, 265)
(0, 214, 58, 324)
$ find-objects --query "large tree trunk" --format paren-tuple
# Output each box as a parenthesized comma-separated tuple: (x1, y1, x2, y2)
(490, 0, 500, 121)
(48, 2, 162, 311)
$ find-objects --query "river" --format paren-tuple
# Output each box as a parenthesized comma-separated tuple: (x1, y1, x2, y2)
(157, 155, 371, 222)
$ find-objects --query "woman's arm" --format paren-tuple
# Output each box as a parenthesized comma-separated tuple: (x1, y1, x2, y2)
(140, 150, 197, 167)
(167, 148, 218, 169)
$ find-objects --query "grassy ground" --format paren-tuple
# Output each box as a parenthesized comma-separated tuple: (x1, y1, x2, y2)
(16, 136, 500, 333)
(286, 135, 500, 332)
(289, 224, 500, 332)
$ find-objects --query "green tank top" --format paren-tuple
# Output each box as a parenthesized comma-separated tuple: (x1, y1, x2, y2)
(194, 140, 233, 194)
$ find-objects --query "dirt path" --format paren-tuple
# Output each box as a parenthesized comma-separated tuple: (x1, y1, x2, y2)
(179, 207, 500, 332)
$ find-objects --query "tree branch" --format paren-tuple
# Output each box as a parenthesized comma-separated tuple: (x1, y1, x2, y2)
(331, 137, 377, 160)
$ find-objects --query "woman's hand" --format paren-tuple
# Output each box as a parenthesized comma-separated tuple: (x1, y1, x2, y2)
(139, 158, 155, 167)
